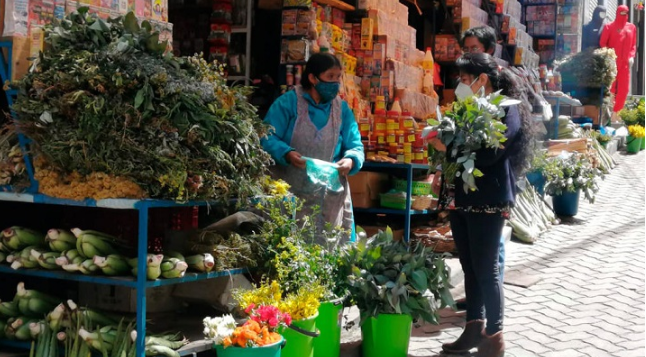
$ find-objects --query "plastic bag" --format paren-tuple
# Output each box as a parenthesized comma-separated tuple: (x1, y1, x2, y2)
(303, 157, 344, 193)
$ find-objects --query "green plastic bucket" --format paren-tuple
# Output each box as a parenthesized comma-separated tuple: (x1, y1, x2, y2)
(280, 313, 319, 357)
(313, 298, 344, 357)
(214, 336, 285, 357)
(361, 314, 412, 357)
(641, 137, 645, 151)
(626, 135, 641, 153)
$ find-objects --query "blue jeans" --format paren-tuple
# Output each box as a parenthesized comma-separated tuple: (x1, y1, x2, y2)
(499, 234, 505, 283)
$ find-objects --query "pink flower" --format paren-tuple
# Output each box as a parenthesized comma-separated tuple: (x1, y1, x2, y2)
(282, 313, 292, 326)
(268, 317, 279, 327)
(245, 304, 256, 314)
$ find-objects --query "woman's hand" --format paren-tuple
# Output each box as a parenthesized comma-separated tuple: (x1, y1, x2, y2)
(428, 138, 446, 152)
(336, 158, 354, 176)
(285, 151, 306, 169)
(432, 171, 442, 196)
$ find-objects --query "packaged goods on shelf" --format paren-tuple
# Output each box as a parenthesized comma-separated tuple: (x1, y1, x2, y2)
(526, 5, 556, 36)
(434, 35, 461, 62)
(348, 172, 389, 208)
(462, 17, 489, 33)
(388, 59, 424, 92)
(280, 38, 309, 63)
(395, 89, 438, 120)
(358, 0, 409, 19)
(367, 9, 416, 48)
(504, 0, 522, 21)
(283, 0, 312, 7)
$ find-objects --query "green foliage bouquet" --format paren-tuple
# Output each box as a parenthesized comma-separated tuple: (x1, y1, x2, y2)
(426, 91, 518, 193)
(345, 228, 453, 324)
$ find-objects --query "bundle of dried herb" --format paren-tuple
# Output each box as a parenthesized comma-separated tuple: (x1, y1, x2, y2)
(557, 48, 618, 90)
(11, 9, 271, 202)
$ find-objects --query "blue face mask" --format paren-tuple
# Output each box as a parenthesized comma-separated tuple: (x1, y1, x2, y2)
(314, 79, 340, 103)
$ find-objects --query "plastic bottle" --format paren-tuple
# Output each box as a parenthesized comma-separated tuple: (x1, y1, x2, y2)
(422, 47, 434, 73)
(390, 97, 402, 115)
(319, 36, 330, 53)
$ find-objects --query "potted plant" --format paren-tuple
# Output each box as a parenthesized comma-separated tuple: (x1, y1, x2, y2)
(590, 131, 613, 149)
(255, 195, 351, 357)
(234, 280, 322, 357)
(544, 152, 603, 216)
(345, 228, 453, 357)
(203, 305, 291, 357)
(526, 150, 549, 196)
(627, 125, 645, 153)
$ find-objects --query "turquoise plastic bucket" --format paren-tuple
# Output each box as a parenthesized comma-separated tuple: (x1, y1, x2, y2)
(526, 171, 546, 196)
(552, 190, 581, 217)
(214, 336, 285, 357)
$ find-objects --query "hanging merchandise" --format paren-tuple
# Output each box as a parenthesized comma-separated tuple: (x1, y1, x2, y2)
(207, 23, 231, 45)
(211, 0, 233, 24)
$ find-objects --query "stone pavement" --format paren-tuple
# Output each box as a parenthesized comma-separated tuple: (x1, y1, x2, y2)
(341, 150, 645, 357)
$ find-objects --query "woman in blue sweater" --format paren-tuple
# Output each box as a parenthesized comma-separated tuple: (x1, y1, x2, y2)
(261, 53, 364, 244)
(430, 53, 533, 357)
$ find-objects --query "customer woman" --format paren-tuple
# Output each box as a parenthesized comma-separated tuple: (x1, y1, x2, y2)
(430, 53, 533, 357)
(261, 53, 364, 245)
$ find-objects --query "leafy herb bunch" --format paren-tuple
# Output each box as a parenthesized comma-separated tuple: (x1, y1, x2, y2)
(544, 152, 603, 203)
(11, 9, 271, 202)
(257, 196, 350, 301)
(427, 91, 513, 193)
(619, 97, 645, 127)
(345, 228, 453, 324)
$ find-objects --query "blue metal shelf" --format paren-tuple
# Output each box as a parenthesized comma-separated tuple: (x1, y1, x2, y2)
(0, 265, 248, 288)
(363, 162, 430, 170)
(0, 192, 246, 209)
(0, 338, 211, 356)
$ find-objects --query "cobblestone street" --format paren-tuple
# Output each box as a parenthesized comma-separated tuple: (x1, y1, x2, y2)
(406, 151, 646, 357)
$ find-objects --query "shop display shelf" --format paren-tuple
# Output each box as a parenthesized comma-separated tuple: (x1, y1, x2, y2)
(357, 162, 435, 241)
(0, 265, 248, 288)
(0, 339, 208, 356)
(543, 95, 584, 139)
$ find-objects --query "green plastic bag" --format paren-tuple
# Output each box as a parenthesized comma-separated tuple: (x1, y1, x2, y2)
(303, 157, 344, 193)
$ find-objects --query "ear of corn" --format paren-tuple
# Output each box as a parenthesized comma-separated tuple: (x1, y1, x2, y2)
(33, 250, 61, 270)
(2, 227, 45, 250)
(164, 251, 185, 261)
(0, 300, 20, 317)
(93, 255, 131, 276)
(46, 229, 77, 252)
(160, 258, 188, 279)
(46, 304, 67, 331)
(185, 253, 215, 272)
(129, 254, 163, 280)
(145, 344, 180, 357)
(78, 259, 100, 275)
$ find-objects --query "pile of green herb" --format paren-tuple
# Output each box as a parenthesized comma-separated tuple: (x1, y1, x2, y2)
(556, 48, 617, 90)
(619, 97, 645, 127)
(11, 9, 271, 202)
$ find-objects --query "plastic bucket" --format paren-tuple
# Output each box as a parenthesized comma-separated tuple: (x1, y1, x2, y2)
(526, 171, 546, 196)
(361, 314, 412, 357)
(626, 135, 641, 153)
(313, 298, 344, 357)
(214, 336, 285, 357)
(641, 137, 645, 151)
(552, 190, 581, 217)
(280, 313, 319, 357)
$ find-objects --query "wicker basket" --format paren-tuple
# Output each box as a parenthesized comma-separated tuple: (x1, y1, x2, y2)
(411, 226, 457, 254)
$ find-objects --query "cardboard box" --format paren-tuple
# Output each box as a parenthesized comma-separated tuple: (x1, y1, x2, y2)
(582, 105, 601, 124)
(79, 283, 179, 313)
(360, 18, 373, 51)
(359, 225, 404, 241)
(349, 171, 389, 208)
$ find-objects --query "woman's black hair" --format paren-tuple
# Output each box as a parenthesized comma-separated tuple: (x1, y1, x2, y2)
(455, 52, 535, 176)
(301, 53, 342, 90)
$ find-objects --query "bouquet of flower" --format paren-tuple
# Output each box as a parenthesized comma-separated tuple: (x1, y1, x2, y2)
(543, 152, 603, 203)
(234, 280, 323, 321)
(425, 91, 518, 193)
(203, 305, 291, 348)
(628, 125, 645, 139)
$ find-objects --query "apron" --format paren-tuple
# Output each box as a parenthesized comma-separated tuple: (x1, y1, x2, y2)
(270, 86, 353, 246)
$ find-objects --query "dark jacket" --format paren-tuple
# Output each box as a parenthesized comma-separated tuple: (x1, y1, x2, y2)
(453, 105, 521, 208)
(582, 6, 607, 51)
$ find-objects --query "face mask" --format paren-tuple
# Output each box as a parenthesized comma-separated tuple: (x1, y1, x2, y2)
(315, 79, 340, 103)
(455, 80, 477, 101)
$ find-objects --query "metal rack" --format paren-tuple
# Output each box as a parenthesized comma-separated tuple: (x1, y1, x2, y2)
(0, 42, 247, 357)
(356, 162, 435, 241)
(0, 192, 249, 357)
(228, 0, 253, 85)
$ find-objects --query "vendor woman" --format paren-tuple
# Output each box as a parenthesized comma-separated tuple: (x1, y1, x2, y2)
(261, 53, 364, 244)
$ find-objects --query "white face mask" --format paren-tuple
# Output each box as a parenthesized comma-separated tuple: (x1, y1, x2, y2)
(455, 80, 477, 101)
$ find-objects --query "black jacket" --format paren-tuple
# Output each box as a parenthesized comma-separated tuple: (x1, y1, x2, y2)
(453, 105, 521, 208)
